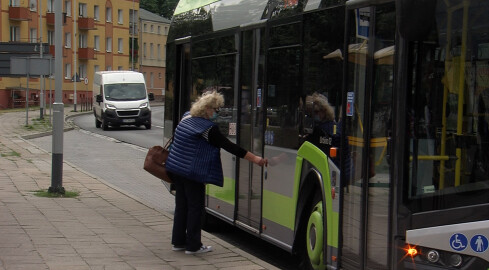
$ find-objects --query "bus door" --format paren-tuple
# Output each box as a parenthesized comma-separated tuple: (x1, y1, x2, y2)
(237, 26, 266, 232)
(174, 40, 192, 124)
(341, 3, 395, 270)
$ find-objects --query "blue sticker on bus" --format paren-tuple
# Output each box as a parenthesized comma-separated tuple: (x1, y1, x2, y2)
(347, 92, 354, 117)
(470, 235, 488, 253)
(450, 233, 468, 251)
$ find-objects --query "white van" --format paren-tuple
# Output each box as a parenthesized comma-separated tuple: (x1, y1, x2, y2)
(93, 71, 154, 130)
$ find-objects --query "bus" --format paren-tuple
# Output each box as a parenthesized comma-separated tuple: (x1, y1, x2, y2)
(163, 0, 489, 269)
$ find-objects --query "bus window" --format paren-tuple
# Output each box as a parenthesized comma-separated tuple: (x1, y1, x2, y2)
(267, 22, 302, 149)
(407, 0, 489, 210)
(191, 36, 238, 136)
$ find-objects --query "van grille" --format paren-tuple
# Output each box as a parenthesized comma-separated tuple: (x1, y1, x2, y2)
(116, 109, 140, 117)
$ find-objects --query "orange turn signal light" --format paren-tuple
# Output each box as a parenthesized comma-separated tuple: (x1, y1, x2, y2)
(330, 147, 337, 158)
(405, 245, 418, 257)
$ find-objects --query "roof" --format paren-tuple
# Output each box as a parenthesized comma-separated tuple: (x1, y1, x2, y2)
(139, 8, 171, 24)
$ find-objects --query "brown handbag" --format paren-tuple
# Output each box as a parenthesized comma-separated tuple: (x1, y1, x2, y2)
(143, 138, 173, 183)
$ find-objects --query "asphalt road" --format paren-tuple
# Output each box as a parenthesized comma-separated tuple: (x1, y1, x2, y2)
(29, 106, 298, 269)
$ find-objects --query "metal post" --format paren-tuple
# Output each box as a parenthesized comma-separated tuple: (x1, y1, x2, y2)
(50, 0, 65, 194)
(131, 0, 135, 70)
(39, 0, 44, 119)
(73, 0, 77, 112)
(25, 62, 29, 126)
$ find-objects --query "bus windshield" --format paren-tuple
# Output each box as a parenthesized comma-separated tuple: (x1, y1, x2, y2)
(406, 0, 489, 211)
(104, 83, 146, 101)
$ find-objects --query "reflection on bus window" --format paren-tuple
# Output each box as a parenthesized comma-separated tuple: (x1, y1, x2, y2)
(407, 0, 489, 205)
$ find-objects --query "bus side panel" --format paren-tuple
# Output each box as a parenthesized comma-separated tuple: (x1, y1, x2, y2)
(206, 151, 236, 220)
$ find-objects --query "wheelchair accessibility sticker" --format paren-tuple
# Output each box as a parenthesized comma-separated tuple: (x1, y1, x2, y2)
(470, 235, 488, 253)
(450, 233, 468, 251)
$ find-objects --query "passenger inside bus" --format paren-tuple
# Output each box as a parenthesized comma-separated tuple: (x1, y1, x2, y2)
(304, 92, 350, 177)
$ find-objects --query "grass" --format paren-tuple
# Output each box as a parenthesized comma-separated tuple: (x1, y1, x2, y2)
(1, 151, 20, 157)
(23, 117, 52, 131)
(32, 189, 79, 198)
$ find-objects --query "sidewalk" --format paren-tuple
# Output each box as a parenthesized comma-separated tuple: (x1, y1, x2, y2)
(0, 106, 277, 270)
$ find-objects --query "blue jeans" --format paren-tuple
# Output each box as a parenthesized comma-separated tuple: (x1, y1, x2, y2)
(170, 172, 205, 251)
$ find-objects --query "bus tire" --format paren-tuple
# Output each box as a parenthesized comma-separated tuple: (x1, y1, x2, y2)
(300, 195, 326, 270)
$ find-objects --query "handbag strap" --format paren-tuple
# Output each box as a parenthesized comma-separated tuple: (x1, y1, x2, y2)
(163, 136, 173, 149)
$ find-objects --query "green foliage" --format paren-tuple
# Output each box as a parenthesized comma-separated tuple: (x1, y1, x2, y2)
(32, 189, 79, 198)
(1, 151, 20, 157)
(140, 0, 178, 19)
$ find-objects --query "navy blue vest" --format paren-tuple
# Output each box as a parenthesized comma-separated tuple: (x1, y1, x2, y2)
(165, 114, 224, 186)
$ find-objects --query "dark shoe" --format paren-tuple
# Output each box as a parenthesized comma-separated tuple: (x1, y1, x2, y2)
(185, 245, 213, 254)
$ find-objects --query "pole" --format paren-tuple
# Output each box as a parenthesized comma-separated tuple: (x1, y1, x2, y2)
(131, 0, 135, 70)
(50, 0, 65, 194)
(73, 0, 77, 112)
(39, 0, 44, 119)
(25, 63, 29, 126)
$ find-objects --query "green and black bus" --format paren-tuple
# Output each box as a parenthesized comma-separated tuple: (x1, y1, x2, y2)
(164, 0, 489, 269)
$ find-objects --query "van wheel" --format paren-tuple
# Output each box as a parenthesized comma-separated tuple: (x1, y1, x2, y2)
(101, 118, 109, 131)
(145, 123, 151, 129)
(95, 118, 101, 128)
(299, 195, 326, 270)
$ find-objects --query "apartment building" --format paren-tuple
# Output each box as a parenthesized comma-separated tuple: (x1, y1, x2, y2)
(138, 8, 170, 101)
(0, 0, 140, 109)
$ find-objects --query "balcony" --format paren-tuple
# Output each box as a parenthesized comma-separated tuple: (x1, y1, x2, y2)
(9, 6, 30, 21)
(78, 47, 95, 59)
(46, 12, 55, 25)
(78, 17, 95, 30)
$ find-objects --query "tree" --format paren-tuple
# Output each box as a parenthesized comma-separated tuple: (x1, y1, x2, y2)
(140, 0, 178, 19)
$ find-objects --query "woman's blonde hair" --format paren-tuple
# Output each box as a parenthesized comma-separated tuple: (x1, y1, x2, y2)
(190, 91, 225, 117)
(312, 92, 335, 121)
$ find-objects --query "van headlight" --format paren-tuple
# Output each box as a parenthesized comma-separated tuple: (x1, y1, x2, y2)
(139, 102, 148, 108)
(105, 103, 116, 109)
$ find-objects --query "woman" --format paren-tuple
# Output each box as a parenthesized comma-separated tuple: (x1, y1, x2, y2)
(165, 91, 267, 254)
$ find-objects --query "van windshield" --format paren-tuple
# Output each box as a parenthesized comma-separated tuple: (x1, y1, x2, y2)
(104, 83, 146, 101)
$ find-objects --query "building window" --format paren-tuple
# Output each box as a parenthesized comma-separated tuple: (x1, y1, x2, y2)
(65, 32, 71, 48)
(30, 28, 37, 43)
(10, 0, 20, 7)
(65, 63, 71, 79)
(144, 24, 147, 32)
(118, 38, 123, 53)
(150, 25, 154, 33)
(150, 43, 154, 59)
(106, 37, 112, 52)
(48, 31, 55, 45)
(78, 64, 87, 78)
(159, 72, 162, 79)
(158, 26, 161, 34)
(118, 66, 123, 70)
(94, 65, 100, 72)
(165, 27, 168, 35)
(94, 35, 100, 51)
(79, 34, 87, 48)
(118, 9, 123, 24)
(150, 72, 154, 88)
(106, 7, 112, 22)
(65, 1, 71, 16)
(79, 3, 87, 17)
(47, 0, 54, 12)
(29, 0, 37, 11)
(157, 44, 161, 60)
(143, 42, 147, 58)
(106, 66, 112, 71)
(10, 26, 20, 42)
(94, 5, 100, 20)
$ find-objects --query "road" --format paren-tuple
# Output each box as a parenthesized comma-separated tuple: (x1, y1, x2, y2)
(29, 106, 298, 269)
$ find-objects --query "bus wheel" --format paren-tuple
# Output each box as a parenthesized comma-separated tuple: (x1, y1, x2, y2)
(301, 200, 325, 270)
